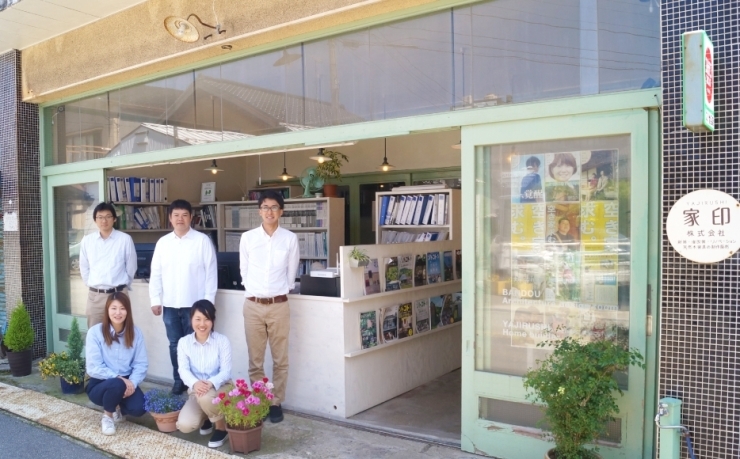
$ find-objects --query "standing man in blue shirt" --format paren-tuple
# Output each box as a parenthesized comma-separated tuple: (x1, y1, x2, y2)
(240, 190, 300, 423)
(80, 202, 137, 328)
(150, 199, 218, 395)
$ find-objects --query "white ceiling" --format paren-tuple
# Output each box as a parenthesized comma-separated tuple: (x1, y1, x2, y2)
(0, 0, 148, 55)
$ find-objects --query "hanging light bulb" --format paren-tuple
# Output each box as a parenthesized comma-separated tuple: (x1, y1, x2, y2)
(204, 159, 223, 174)
(378, 138, 395, 172)
(309, 148, 327, 163)
(278, 151, 294, 181)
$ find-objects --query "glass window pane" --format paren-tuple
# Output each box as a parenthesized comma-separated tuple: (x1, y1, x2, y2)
(474, 135, 631, 377)
(50, 95, 111, 165)
(53, 182, 99, 316)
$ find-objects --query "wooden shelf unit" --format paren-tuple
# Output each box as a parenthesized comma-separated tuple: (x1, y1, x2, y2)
(374, 188, 461, 244)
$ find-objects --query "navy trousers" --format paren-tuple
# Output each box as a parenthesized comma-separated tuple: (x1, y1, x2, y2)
(86, 377, 145, 417)
(163, 306, 193, 384)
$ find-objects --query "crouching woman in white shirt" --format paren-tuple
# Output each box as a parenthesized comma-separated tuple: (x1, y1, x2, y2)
(176, 299, 232, 448)
(85, 291, 148, 435)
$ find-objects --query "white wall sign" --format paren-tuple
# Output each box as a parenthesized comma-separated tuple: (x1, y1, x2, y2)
(666, 189, 740, 263)
(682, 30, 714, 133)
(4, 212, 18, 232)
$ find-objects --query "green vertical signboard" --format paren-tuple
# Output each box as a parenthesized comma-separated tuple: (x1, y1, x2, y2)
(682, 30, 714, 133)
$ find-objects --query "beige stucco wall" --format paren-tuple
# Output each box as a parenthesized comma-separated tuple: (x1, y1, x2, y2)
(22, 0, 466, 104)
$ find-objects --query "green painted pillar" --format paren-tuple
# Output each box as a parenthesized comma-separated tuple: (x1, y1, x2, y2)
(657, 397, 682, 459)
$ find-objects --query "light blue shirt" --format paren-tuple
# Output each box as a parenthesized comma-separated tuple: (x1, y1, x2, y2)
(85, 323, 148, 388)
(177, 331, 232, 389)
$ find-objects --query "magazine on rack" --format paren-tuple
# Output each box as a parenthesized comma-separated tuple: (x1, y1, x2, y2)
(384, 256, 400, 291)
(398, 253, 414, 289)
(380, 304, 399, 343)
(455, 249, 462, 280)
(443, 251, 454, 282)
(363, 258, 381, 295)
(359, 310, 379, 349)
(397, 302, 414, 339)
(414, 298, 431, 334)
(427, 251, 442, 284)
(414, 254, 427, 287)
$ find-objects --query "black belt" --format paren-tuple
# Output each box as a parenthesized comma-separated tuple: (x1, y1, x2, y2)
(247, 295, 288, 305)
(89, 285, 126, 294)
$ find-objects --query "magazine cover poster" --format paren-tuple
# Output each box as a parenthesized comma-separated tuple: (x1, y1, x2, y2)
(455, 249, 462, 280)
(580, 149, 618, 202)
(414, 298, 431, 333)
(381, 305, 399, 342)
(414, 254, 427, 287)
(581, 254, 618, 305)
(443, 251, 454, 282)
(359, 311, 378, 349)
(510, 251, 546, 300)
(384, 256, 400, 291)
(545, 251, 581, 302)
(510, 154, 545, 203)
(544, 151, 581, 202)
(429, 295, 443, 329)
(545, 203, 580, 250)
(451, 292, 462, 322)
(397, 302, 414, 338)
(364, 258, 381, 295)
(512, 203, 546, 251)
(580, 201, 619, 252)
(426, 251, 442, 284)
(398, 253, 414, 289)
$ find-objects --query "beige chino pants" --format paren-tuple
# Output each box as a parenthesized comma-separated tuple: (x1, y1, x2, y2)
(242, 298, 290, 406)
(176, 385, 227, 433)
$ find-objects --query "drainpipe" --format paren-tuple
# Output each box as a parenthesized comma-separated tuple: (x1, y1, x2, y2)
(655, 397, 683, 459)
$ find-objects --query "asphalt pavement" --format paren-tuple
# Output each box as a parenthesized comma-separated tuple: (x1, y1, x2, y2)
(0, 410, 111, 459)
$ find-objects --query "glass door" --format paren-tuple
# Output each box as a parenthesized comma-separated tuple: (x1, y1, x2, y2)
(461, 109, 650, 458)
(46, 170, 105, 350)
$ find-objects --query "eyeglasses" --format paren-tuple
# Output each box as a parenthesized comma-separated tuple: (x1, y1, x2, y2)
(95, 215, 115, 221)
(259, 206, 281, 212)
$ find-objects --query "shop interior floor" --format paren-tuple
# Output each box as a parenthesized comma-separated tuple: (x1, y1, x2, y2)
(347, 368, 461, 446)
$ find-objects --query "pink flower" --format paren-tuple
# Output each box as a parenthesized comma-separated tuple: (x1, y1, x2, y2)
(242, 408, 249, 416)
(253, 387, 261, 393)
(218, 393, 226, 400)
(265, 382, 274, 390)
(236, 379, 246, 385)
(211, 397, 221, 405)
(229, 389, 239, 397)
(253, 381, 264, 390)
(236, 401, 246, 410)
(266, 393, 274, 400)
(262, 377, 269, 383)
(224, 400, 231, 406)
(247, 395, 261, 405)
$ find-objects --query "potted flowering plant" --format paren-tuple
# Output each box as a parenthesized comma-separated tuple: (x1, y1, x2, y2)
(39, 317, 85, 394)
(143, 388, 186, 432)
(212, 378, 275, 454)
(522, 335, 645, 459)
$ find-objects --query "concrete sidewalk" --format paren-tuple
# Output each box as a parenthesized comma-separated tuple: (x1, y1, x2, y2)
(0, 363, 482, 459)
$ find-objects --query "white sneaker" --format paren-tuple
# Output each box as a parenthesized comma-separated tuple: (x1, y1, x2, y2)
(101, 414, 116, 435)
(112, 407, 124, 423)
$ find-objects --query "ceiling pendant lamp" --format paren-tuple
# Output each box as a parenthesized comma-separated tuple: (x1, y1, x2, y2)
(378, 138, 395, 172)
(309, 148, 328, 163)
(278, 151, 294, 181)
(204, 159, 223, 174)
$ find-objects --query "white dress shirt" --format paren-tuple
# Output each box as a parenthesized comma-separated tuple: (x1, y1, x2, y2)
(149, 228, 218, 308)
(239, 225, 300, 298)
(79, 229, 137, 289)
(177, 331, 232, 389)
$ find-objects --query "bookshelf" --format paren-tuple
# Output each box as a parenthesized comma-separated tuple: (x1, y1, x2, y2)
(213, 197, 345, 276)
(375, 188, 461, 244)
(111, 202, 218, 233)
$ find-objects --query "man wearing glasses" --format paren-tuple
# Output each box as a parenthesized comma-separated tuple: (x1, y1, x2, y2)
(239, 190, 299, 424)
(80, 202, 137, 328)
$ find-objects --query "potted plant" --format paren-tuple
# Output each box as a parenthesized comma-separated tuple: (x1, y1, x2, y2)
(4, 301, 34, 377)
(522, 335, 645, 459)
(39, 317, 86, 394)
(143, 388, 187, 432)
(212, 378, 275, 454)
(314, 150, 349, 197)
(348, 246, 370, 268)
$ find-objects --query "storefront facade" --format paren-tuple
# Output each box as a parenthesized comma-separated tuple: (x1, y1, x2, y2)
(3, 0, 736, 457)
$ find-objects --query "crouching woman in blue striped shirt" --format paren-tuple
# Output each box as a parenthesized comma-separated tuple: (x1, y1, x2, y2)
(176, 299, 232, 448)
(85, 291, 148, 436)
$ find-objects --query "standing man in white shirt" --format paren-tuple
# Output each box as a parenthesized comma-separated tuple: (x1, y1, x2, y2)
(240, 190, 299, 424)
(80, 202, 137, 328)
(150, 199, 218, 395)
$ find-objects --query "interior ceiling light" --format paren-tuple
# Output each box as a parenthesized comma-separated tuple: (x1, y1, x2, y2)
(164, 12, 226, 43)
(378, 138, 395, 172)
(273, 49, 302, 67)
(204, 159, 224, 174)
(278, 151, 294, 181)
(309, 148, 328, 163)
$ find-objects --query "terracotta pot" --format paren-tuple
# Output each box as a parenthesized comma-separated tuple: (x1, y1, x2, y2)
(150, 410, 180, 433)
(322, 184, 338, 197)
(7, 349, 33, 377)
(60, 377, 84, 394)
(226, 422, 263, 454)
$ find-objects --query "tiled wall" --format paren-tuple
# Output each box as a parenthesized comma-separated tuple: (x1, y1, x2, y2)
(0, 50, 44, 357)
(660, 2, 740, 458)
